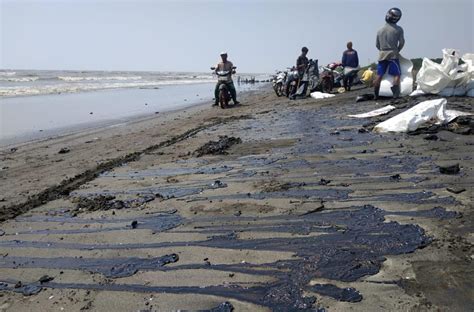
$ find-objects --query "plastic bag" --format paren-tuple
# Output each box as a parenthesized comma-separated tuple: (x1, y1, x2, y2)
(348, 105, 396, 118)
(373, 98, 471, 133)
(310, 91, 335, 99)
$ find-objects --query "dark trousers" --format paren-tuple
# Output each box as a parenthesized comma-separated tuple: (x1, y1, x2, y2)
(343, 70, 357, 90)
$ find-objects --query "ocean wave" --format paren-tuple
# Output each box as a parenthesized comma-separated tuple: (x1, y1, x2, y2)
(0, 76, 39, 82)
(57, 75, 143, 81)
(0, 79, 215, 97)
(0, 71, 16, 76)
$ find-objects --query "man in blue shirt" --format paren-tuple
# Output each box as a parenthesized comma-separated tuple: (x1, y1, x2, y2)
(341, 41, 359, 91)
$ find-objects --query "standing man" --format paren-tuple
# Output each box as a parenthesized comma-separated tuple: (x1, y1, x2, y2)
(374, 8, 405, 99)
(341, 41, 359, 91)
(297, 47, 309, 77)
(296, 47, 309, 94)
(287, 46, 309, 97)
(213, 52, 239, 106)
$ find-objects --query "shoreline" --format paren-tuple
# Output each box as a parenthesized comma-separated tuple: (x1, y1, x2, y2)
(0, 86, 472, 311)
(0, 96, 210, 150)
(0, 83, 265, 148)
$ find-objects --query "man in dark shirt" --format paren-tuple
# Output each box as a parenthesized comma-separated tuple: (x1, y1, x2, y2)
(289, 46, 309, 97)
(341, 41, 359, 91)
(297, 47, 309, 78)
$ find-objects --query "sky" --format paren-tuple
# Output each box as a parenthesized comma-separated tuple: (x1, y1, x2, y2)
(1, 0, 473, 73)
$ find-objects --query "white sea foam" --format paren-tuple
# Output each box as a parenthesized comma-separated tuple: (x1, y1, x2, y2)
(0, 71, 16, 76)
(58, 75, 143, 81)
(0, 79, 214, 97)
(0, 76, 39, 82)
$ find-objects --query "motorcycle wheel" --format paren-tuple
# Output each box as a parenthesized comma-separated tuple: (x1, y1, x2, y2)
(219, 89, 228, 109)
(322, 78, 332, 93)
(287, 84, 296, 97)
(274, 82, 283, 97)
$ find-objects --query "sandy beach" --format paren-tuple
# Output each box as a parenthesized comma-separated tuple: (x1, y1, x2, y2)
(0, 87, 473, 311)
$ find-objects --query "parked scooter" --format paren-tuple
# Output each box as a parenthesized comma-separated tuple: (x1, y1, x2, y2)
(328, 63, 360, 90)
(311, 65, 334, 93)
(273, 59, 320, 99)
(289, 59, 320, 99)
(284, 67, 300, 97)
(211, 66, 236, 109)
(272, 71, 287, 97)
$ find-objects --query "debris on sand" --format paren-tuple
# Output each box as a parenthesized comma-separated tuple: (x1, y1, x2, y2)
(408, 115, 474, 136)
(194, 136, 242, 157)
(309, 284, 363, 302)
(58, 147, 70, 154)
(0, 282, 43, 296)
(72, 194, 155, 212)
(318, 178, 331, 185)
(209, 180, 227, 189)
(390, 174, 402, 181)
(355, 93, 375, 103)
(424, 134, 439, 141)
(38, 275, 54, 283)
(439, 163, 460, 175)
(446, 187, 466, 194)
(207, 301, 234, 312)
(299, 202, 325, 216)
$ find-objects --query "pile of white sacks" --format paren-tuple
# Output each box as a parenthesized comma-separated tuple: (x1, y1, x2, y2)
(412, 49, 474, 97)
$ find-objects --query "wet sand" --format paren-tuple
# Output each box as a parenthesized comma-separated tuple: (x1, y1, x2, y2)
(0, 87, 473, 311)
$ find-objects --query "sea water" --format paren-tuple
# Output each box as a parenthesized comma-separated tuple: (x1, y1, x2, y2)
(0, 70, 216, 97)
(0, 70, 267, 146)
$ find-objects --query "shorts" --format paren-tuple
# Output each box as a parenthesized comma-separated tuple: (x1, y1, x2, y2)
(377, 59, 401, 76)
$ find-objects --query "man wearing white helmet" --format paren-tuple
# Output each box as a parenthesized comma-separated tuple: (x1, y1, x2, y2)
(213, 52, 239, 106)
(374, 7, 405, 99)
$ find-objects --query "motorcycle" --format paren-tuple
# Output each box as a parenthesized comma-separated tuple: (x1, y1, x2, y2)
(288, 59, 319, 99)
(273, 59, 319, 99)
(321, 63, 360, 91)
(272, 71, 287, 97)
(211, 66, 236, 109)
(308, 65, 334, 93)
(283, 67, 300, 97)
(306, 59, 320, 94)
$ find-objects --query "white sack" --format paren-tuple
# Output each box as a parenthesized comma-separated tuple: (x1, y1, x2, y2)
(310, 91, 335, 99)
(416, 49, 474, 96)
(373, 98, 471, 133)
(348, 105, 396, 118)
(379, 55, 414, 97)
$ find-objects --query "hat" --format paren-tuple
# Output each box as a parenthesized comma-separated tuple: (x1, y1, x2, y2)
(220, 51, 228, 56)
